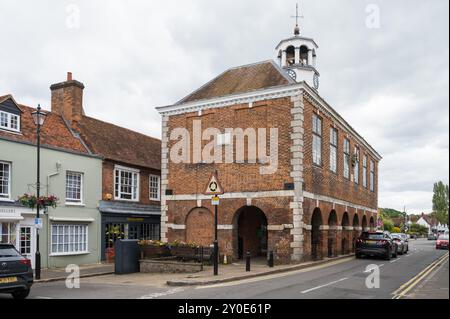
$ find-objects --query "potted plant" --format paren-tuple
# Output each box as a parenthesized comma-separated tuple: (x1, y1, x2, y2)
(138, 240, 170, 259)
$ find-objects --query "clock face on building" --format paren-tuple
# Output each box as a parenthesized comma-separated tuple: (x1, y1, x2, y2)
(313, 74, 320, 89)
(286, 69, 297, 81)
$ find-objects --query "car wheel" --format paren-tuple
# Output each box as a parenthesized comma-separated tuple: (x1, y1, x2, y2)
(393, 247, 398, 258)
(385, 248, 391, 260)
(12, 289, 30, 300)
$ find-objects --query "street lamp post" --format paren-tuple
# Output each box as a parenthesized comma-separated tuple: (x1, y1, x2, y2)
(31, 105, 47, 280)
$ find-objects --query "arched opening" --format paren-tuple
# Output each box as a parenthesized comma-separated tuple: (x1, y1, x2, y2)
(352, 214, 360, 253)
(300, 45, 309, 65)
(362, 215, 368, 231)
(369, 216, 375, 230)
(341, 212, 350, 255)
(185, 207, 214, 246)
(286, 46, 295, 65)
(311, 208, 323, 260)
(328, 210, 338, 258)
(233, 206, 268, 259)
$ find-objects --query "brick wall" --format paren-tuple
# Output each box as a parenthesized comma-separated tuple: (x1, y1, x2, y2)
(166, 97, 294, 195)
(302, 98, 379, 210)
(102, 160, 161, 205)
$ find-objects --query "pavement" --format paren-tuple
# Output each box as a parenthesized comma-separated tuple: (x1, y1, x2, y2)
(0, 239, 447, 299)
(36, 263, 114, 283)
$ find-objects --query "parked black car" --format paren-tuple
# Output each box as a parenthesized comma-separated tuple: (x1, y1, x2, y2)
(355, 231, 398, 260)
(0, 244, 34, 299)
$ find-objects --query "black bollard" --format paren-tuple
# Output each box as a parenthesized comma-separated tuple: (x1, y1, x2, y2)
(268, 250, 274, 268)
(245, 251, 251, 272)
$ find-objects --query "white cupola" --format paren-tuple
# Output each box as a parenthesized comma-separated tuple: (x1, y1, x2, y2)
(275, 6, 320, 90)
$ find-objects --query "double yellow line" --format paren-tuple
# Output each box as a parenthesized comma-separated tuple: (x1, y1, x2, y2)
(392, 252, 449, 299)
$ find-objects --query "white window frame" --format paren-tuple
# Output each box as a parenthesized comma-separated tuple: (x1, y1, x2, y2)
(0, 161, 11, 201)
(0, 111, 20, 133)
(343, 138, 350, 179)
(362, 155, 368, 188)
(370, 160, 375, 192)
(312, 114, 322, 166)
(329, 127, 338, 173)
(353, 147, 360, 184)
(149, 174, 161, 201)
(65, 171, 84, 205)
(114, 165, 140, 202)
(50, 224, 89, 256)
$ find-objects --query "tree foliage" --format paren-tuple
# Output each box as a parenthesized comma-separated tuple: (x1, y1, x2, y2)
(432, 181, 449, 225)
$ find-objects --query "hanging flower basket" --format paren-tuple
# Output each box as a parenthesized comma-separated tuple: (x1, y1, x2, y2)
(18, 194, 59, 210)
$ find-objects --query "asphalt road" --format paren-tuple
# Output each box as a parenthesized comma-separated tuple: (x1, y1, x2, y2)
(1, 239, 447, 299)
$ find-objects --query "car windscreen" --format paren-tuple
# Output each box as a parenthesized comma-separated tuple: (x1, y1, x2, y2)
(438, 235, 449, 240)
(0, 247, 21, 257)
(391, 234, 401, 238)
(361, 233, 384, 240)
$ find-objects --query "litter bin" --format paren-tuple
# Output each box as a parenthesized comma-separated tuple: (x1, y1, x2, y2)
(114, 239, 140, 274)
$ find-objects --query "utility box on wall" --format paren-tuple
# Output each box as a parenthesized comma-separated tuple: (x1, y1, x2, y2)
(114, 239, 140, 274)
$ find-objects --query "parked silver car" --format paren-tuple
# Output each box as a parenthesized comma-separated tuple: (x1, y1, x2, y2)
(391, 233, 408, 255)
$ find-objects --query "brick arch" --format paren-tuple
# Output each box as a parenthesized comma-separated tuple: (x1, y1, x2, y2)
(311, 208, 323, 260)
(185, 207, 214, 246)
(328, 210, 338, 226)
(341, 212, 350, 226)
(362, 215, 368, 229)
(351, 214, 360, 253)
(327, 210, 338, 257)
(369, 216, 375, 229)
(232, 205, 268, 259)
(341, 212, 350, 255)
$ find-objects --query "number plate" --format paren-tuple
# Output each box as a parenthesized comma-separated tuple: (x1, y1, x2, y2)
(0, 277, 18, 284)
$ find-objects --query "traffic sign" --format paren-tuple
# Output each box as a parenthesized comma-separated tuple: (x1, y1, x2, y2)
(35, 218, 43, 229)
(204, 172, 224, 195)
(211, 196, 220, 206)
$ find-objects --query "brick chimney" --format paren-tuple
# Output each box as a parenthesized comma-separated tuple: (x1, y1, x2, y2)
(50, 72, 85, 125)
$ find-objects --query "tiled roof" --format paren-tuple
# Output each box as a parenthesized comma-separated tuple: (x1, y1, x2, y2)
(72, 116, 161, 170)
(177, 60, 293, 104)
(0, 96, 89, 154)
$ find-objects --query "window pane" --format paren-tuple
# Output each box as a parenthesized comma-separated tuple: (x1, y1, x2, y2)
(0, 162, 10, 198)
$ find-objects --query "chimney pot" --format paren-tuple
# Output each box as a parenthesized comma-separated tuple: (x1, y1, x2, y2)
(67, 72, 72, 81)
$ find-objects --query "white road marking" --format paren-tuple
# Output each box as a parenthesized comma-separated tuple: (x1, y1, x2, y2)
(390, 258, 401, 263)
(138, 287, 185, 299)
(301, 277, 348, 294)
(33, 296, 54, 299)
(196, 257, 354, 289)
(364, 263, 384, 273)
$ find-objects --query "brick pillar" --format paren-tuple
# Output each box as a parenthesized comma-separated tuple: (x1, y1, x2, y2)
(321, 228, 328, 259)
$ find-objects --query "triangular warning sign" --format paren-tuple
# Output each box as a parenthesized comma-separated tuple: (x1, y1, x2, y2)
(204, 172, 224, 195)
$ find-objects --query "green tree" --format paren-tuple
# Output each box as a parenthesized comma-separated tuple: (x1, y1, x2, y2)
(408, 223, 429, 236)
(432, 181, 449, 225)
(383, 219, 394, 232)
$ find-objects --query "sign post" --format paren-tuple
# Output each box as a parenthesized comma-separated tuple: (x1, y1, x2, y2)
(204, 171, 224, 276)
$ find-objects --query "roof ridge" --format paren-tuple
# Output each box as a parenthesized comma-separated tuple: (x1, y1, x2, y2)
(79, 115, 161, 143)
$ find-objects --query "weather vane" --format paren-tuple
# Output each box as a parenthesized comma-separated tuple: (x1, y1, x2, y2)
(291, 3, 304, 35)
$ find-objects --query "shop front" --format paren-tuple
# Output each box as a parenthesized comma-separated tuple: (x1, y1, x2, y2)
(0, 202, 37, 268)
(99, 201, 161, 261)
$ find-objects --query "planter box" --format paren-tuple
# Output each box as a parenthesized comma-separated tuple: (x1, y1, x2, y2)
(140, 245, 170, 259)
(140, 259, 202, 273)
(170, 246, 198, 260)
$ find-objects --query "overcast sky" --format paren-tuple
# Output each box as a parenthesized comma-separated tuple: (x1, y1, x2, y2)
(0, 0, 448, 214)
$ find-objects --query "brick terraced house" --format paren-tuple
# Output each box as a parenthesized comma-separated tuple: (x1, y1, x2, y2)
(157, 25, 381, 263)
(49, 73, 162, 261)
